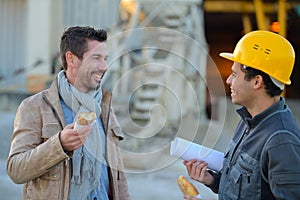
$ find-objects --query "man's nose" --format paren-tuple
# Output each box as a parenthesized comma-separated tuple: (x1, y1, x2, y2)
(226, 75, 232, 85)
(99, 61, 108, 71)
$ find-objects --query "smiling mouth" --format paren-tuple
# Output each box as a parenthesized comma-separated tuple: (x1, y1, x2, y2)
(230, 88, 236, 96)
(94, 74, 102, 80)
(93, 71, 106, 81)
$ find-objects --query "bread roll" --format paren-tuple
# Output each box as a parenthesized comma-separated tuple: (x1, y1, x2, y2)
(177, 175, 199, 196)
(76, 112, 96, 126)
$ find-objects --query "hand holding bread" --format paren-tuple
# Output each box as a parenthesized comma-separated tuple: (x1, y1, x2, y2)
(59, 112, 95, 151)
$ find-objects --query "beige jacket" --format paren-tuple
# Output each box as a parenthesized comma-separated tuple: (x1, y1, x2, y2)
(7, 78, 130, 200)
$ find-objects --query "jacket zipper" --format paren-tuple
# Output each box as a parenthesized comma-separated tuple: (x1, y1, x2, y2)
(222, 126, 249, 197)
(230, 127, 249, 163)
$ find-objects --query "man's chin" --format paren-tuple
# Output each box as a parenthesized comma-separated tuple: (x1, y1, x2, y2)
(87, 83, 101, 91)
(231, 98, 237, 105)
(231, 99, 242, 106)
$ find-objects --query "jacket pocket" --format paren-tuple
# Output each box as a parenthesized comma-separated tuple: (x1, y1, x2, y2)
(224, 155, 259, 200)
(273, 172, 300, 185)
(25, 163, 62, 199)
(271, 171, 300, 198)
(41, 123, 61, 140)
(42, 164, 62, 180)
(111, 127, 124, 139)
(236, 154, 259, 199)
(224, 167, 242, 200)
(227, 167, 252, 200)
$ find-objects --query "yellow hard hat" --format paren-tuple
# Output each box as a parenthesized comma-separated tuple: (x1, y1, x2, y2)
(220, 30, 295, 85)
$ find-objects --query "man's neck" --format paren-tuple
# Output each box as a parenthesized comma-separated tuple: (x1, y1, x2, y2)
(246, 95, 280, 117)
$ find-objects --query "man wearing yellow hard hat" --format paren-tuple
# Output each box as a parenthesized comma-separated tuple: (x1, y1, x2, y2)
(183, 30, 300, 199)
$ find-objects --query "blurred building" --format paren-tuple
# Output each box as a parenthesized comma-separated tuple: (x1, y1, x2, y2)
(0, 0, 299, 113)
(0, 0, 120, 94)
(0, 0, 210, 125)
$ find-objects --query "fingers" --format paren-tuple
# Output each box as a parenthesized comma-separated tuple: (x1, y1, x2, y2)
(183, 159, 197, 166)
(76, 126, 92, 135)
(183, 159, 197, 175)
(194, 163, 202, 179)
(60, 124, 92, 151)
(200, 165, 208, 180)
(190, 161, 208, 180)
(75, 126, 92, 144)
(183, 160, 210, 185)
(65, 123, 75, 129)
(183, 159, 209, 184)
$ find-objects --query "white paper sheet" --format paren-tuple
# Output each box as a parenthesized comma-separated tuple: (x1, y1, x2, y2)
(170, 137, 224, 171)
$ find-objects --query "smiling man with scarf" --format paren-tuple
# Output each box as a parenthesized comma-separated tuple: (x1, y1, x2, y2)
(7, 26, 131, 200)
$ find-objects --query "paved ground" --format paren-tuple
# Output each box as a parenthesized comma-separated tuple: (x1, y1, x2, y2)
(0, 160, 23, 199)
(126, 159, 218, 200)
(0, 159, 217, 200)
(0, 111, 22, 199)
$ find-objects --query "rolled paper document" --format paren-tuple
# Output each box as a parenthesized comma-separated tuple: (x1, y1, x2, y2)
(170, 137, 224, 172)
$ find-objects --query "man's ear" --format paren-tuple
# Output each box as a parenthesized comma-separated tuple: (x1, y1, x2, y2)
(253, 75, 264, 89)
(65, 51, 75, 67)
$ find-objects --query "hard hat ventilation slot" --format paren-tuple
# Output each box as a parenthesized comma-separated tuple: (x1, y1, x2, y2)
(264, 49, 271, 54)
(253, 44, 259, 50)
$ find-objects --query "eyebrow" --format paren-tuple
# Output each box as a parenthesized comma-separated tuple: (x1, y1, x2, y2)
(92, 54, 108, 58)
(231, 67, 238, 75)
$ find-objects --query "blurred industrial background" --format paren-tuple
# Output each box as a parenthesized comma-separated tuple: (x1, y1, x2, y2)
(1, 0, 300, 199)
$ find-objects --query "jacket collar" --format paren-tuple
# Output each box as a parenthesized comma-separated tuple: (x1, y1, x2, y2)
(237, 97, 286, 129)
(43, 77, 66, 127)
(100, 89, 112, 133)
(43, 75, 115, 133)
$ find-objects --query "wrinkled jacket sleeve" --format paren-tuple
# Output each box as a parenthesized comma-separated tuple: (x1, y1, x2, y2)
(206, 170, 221, 193)
(6, 99, 68, 184)
(263, 131, 300, 199)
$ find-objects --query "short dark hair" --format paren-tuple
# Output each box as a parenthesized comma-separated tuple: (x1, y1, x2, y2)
(240, 65, 283, 97)
(60, 26, 107, 70)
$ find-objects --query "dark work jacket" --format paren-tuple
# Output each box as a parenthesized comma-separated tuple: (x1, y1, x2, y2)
(209, 97, 300, 200)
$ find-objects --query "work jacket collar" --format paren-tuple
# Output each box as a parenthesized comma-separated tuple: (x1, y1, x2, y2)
(237, 97, 286, 130)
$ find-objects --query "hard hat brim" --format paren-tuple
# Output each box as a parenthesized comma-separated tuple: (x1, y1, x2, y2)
(219, 52, 234, 62)
(219, 52, 292, 85)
